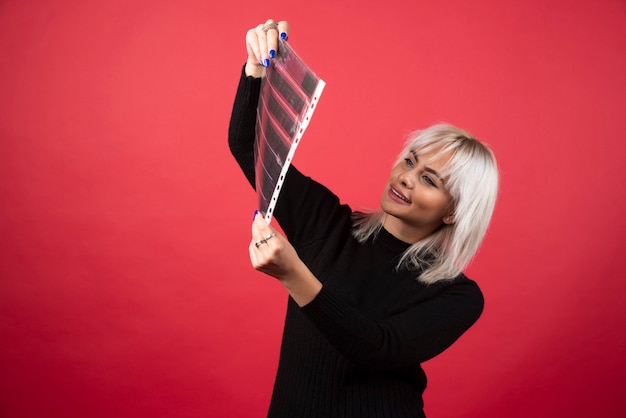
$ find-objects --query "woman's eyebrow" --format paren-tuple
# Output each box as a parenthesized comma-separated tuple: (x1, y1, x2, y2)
(411, 150, 445, 183)
(426, 167, 445, 184)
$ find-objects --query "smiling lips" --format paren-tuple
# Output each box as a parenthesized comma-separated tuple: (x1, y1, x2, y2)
(389, 186, 411, 204)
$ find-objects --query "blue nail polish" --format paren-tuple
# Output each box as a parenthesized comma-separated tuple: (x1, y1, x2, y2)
(263, 58, 270, 68)
(269, 49, 276, 59)
(280, 32, 288, 40)
(253, 210, 259, 220)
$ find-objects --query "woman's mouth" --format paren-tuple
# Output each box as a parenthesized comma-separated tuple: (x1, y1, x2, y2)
(389, 186, 410, 203)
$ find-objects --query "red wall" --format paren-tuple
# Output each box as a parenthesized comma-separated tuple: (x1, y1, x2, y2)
(1, 1, 625, 417)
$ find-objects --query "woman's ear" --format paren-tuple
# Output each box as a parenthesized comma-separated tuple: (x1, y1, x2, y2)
(443, 215, 455, 225)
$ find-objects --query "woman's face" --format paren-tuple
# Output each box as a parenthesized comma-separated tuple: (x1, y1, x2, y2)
(380, 148, 454, 243)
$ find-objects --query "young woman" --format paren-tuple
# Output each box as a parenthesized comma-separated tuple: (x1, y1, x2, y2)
(229, 19, 499, 418)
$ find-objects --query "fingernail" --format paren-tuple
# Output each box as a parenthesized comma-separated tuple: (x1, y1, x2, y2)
(253, 210, 259, 220)
(269, 49, 276, 59)
(263, 58, 270, 68)
(280, 32, 288, 40)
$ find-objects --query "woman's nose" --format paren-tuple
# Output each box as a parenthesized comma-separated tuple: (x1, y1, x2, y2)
(398, 170, 415, 188)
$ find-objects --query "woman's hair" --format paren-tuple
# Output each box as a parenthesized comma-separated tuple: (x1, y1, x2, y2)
(352, 123, 499, 284)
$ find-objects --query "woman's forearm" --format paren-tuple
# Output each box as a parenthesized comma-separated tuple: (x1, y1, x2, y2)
(279, 261, 323, 307)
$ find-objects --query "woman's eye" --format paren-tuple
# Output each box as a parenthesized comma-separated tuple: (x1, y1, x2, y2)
(423, 176, 437, 187)
(404, 158, 414, 167)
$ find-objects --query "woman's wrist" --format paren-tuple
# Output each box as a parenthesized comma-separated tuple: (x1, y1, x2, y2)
(245, 59, 266, 78)
(280, 261, 323, 307)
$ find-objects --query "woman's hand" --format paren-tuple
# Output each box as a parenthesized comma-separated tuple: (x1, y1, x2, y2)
(249, 211, 322, 306)
(249, 211, 301, 280)
(245, 19, 290, 78)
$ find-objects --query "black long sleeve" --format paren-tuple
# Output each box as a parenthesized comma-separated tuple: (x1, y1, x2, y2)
(228, 65, 262, 188)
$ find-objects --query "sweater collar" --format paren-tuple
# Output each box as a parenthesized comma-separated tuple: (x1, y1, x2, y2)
(376, 226, 412, 254)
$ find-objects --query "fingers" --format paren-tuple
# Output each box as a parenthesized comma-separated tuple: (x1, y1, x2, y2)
(267, 20, 290, 60)
(249, 211, 279, 270)
(255, 24, 271, 68)
(262, 19, 278, 64)
(277, 21, 290, 41)
(246, 19, 290, 70)
(251, 211, 276, 245)
(253, 232, 276, 248)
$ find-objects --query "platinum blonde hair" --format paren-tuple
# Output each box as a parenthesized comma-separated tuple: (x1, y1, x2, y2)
(352, 124, 499, 284)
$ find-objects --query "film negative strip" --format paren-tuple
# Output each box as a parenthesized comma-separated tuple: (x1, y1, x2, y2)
(255, 40, 325, 223)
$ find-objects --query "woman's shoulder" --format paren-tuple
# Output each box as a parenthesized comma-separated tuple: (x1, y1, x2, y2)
(438, 272, 485, 310)
(441, 272, 482, 293)
(412, 272, 484, 310)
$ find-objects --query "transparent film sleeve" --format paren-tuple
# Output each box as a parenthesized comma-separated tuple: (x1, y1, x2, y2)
(254, 40, 325, 223)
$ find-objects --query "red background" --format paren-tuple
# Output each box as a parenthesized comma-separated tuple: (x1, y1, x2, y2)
(1, 1, 625, 417)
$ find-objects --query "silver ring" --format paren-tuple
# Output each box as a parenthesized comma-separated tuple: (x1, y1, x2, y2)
(254, 233, 276, 248)
(262, 22, 279, 33)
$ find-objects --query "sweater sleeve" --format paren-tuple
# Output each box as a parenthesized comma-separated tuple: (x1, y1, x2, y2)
(228, 65, 262, 188)
(300, 276, 484, 369)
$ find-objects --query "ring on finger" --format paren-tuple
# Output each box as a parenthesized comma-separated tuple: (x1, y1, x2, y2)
(253, 233, 276, 248)
(262, 22, 279, 33)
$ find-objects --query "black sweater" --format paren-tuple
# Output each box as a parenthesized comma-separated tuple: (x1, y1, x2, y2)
(228, 67, 484, 417)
